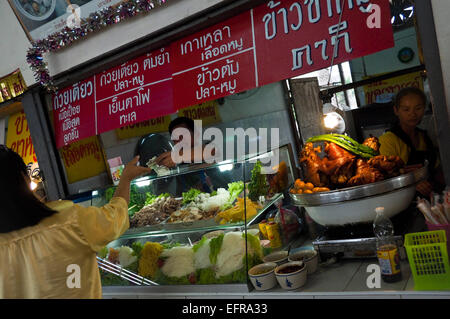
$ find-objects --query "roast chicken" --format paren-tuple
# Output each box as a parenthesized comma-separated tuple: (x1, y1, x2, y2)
(300, 137, 404, 189)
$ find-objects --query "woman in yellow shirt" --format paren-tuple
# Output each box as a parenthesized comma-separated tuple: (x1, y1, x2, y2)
(379, 87, 444, 196)
(0, 146, 151, 298)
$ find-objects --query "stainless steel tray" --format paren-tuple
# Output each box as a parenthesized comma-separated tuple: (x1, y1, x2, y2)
(290, 163, 428, 207)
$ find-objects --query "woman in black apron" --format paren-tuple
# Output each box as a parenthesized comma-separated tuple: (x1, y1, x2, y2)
(379, 87, 444, 197)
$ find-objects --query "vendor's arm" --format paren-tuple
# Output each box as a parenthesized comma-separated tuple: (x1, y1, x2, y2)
(77, 156, 152, 251)
(112, 156, 152, 204)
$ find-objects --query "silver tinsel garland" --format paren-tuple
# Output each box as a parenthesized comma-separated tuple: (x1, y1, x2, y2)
(26, 0, 168, 92)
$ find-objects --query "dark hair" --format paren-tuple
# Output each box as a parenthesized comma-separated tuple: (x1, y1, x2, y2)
(393, 87, 427, 109)
(168, 117, 195, 135)
(0, 145, 56, 233)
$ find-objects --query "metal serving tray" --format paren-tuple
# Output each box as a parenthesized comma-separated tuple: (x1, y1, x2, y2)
(290, 163, 428, 207)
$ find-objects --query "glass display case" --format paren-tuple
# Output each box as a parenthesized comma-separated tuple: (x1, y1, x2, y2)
(87, 144, 299, 289)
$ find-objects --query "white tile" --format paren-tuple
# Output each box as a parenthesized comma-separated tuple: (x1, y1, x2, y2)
(300, 260, 362, 293)
(345, 260, 411, 292)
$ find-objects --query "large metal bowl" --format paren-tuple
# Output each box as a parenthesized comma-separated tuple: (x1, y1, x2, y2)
(290, 164, 428, 226)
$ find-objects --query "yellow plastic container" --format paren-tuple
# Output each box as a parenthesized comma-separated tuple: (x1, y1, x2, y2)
(404, 230, 450, 291)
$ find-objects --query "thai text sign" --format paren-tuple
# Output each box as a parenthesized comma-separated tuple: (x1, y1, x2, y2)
(253, 0, 394, 86)
(52, 77, 96, 148)
(116, 115, 172, 140)
(363, 71, 424, 104)
(59, 136, 107, 184)
(178, 100, 222, 126)
(0, 69, 27, 103)
(6, 111, 37, 170)
(52, 0, 393, 148)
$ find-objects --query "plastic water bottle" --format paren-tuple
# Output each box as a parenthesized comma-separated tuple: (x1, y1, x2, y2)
(373, 207, 394, 238)
(373, 207, 402, 283)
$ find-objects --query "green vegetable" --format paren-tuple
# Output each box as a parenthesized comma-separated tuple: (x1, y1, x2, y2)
(243, 232, 263, 260)
(131, 242, 144, 258)
(100, 270, 130, 286)
(193, 237, 208, 253)
(144, 192, 170, 206)
(106, 185, 147, 218)
(124, 260, 139, 274)
(306, 134, 378, 158)
(182, 188, 203, 205)
(129, 185, 147, 210)
(196, 267, 248, 285)
(221, 181, 245, 210)
(105, 187, 116, 202)
(216, 268, 247, 284)
(248, 161, 269, 202)
(98, 246, 108, 259)
(245, 252, 263, 272)
(209, 234, 224, 264)
(210, 190, 217, 196)
(161, 242, 182, 250)
(196, 268, 216, 285)
(152, 269, 191, 285)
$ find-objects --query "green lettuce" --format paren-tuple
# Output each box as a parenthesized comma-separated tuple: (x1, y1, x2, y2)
(182, 188, 203, 205)
(98, 246, 108, 259)
(193, 237, 208, 253)
(221, 181, 244, 210)
(209, 234, 224, 264)
(144, 192, 170, 206)
(124, 260, 139, 274)
(131, 242, 144, 258)
(161, 242, 182, 250)
(100, 270, 130, 286)
(248, 161, 269, 202)
(153, 269, 191, 285)
(243, 232, 263, 260)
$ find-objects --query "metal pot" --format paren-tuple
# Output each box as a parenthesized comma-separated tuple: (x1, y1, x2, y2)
(290, 164, 428, 226)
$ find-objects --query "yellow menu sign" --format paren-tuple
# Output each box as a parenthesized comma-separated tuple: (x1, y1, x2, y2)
(363, 71, 424, 105)
(178, 100, 222, 126)
(116, 115, 172, 140)
(6, 110, 38, 175)
(0, 69, 27, 103)
(59, 136, 107, 184)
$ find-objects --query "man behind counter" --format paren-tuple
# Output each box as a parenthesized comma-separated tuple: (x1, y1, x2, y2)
(155, 117, 217, 193)
(155, 117, 217, 168)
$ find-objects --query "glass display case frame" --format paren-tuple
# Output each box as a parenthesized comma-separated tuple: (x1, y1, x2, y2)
(89, 144, 299, 292)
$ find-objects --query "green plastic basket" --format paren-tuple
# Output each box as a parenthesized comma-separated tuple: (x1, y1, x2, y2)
(404, 230, 450, 291)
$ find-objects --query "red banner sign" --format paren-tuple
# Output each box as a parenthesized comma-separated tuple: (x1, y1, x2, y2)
(253, 0, 394, 86)
(52, 77, 96, 148)
(53, 0, 394, 148)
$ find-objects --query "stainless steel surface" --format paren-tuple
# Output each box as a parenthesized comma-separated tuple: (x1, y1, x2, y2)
(313, 236, 405, 260)
(290, 164, 428, 207)
(116, 193, 283, 240)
